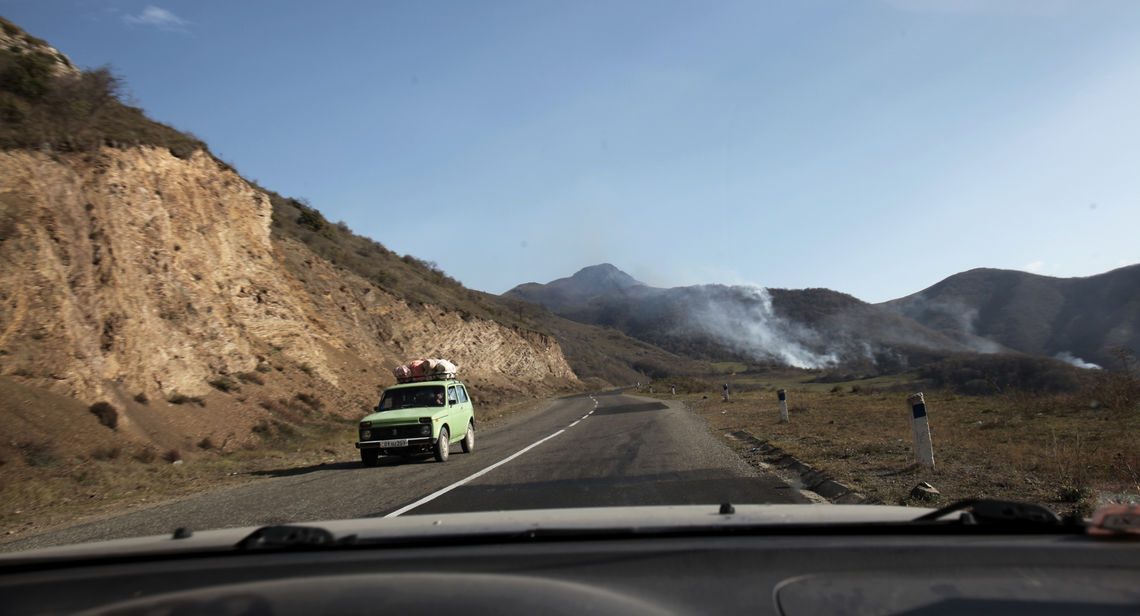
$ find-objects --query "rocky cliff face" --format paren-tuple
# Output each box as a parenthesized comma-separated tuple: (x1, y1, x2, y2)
(0, 146, 577, 448)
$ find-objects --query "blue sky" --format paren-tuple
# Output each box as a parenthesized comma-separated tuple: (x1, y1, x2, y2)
(3, 0, 1138, 302)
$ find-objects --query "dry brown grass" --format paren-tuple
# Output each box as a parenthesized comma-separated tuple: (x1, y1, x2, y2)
(0, 394, 550, 544)
(676, 386, 1139, 516)
(0, 416, 363, 544)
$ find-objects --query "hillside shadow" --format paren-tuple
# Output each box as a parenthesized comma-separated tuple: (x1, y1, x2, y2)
(558, 388, 629, 400)
(249, 455, 437, 478)
(594, 401, 669, 415)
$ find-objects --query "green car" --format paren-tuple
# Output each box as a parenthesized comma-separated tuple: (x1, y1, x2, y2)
(355, 379, 476, 466)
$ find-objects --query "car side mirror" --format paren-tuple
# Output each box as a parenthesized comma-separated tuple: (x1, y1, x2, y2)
(374, 405, 380, 412)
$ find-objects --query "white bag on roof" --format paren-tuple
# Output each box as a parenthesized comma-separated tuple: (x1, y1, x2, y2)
(427, 358, 457, 375)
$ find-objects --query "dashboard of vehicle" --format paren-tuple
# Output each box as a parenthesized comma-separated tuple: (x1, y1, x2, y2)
(2, 531, 1137, 615)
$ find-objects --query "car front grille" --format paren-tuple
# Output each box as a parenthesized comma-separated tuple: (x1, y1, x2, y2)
(363, 424, 430, 440)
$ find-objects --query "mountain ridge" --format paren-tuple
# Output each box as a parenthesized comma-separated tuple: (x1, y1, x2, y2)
(507, 263, 1138, 370)
(884, 263, 1140, 368)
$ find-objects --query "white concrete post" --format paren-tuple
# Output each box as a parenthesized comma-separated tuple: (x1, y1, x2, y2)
(671, 385, 675, 396)
(722, 383, 729, 402)
(778, 389, 789, 422)
(907, 392, 935, 470)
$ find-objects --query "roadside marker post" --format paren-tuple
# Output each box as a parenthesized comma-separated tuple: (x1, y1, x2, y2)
(907, 392, 935, 470)
(778, 389, 789, 422)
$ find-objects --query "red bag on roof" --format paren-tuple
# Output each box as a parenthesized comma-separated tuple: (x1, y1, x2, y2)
(409, 359, 426, 378)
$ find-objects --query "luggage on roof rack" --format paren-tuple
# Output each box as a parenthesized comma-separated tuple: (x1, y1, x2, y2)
(393, 358, 458, 383)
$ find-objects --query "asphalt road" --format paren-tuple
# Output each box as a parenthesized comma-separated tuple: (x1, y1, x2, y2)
(3, 391, 804, 551)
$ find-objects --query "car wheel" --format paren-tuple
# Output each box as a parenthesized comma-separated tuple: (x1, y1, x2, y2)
(433, 427, 449, 462)
(461, 420, 475, 453)
(360, 449, 379, 467)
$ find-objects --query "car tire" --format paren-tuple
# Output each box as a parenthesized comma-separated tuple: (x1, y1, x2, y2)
(461, 420, 475, 453)
(433, 427, 449, 462)
(360, 449, 379, 467)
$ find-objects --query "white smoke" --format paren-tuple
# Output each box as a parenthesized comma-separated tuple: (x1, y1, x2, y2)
(1054, 351, 1102, 370)
(685, 286, 838, 369)
(954, 306, 1000, 352)
(899, 294, 1001, 353)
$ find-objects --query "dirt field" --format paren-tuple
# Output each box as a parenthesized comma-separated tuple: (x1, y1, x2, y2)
(664, 384, 1139, 517)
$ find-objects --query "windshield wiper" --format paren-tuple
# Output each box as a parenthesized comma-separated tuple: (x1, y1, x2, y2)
(912, 499, 1077, 528)
(235, 525, 357, 550)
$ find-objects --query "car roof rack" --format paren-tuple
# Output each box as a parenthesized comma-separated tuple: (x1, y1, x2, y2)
(395, 372, 457, 384)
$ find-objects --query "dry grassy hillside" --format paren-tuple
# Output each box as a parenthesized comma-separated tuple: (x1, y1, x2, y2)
(0, 15, 589, 472)
(0, 146, 579, 460)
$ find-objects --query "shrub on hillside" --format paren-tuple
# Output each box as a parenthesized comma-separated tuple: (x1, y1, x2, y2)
(20, 441, 59, 468)
(0, 48, 205, 156)
(1088, 348, 1139, 410)
(208, 376, 239, 393)
(295, 392, 323, 411)
(918, 354, 1087, 395)
(0, 51, 54, 99)
(168, 394, 205, 406)
(632, 359, 673, 380)
(88, 401, 118, 429)
(236, 372, 264, 385)
(295, 204, 327, 232)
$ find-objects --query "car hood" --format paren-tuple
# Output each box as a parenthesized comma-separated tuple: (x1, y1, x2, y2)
(0, 504, 935, 564)
(361, 407, 442, 424)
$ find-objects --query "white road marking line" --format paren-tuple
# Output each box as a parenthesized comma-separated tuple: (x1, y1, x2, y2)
(385, 428, 568, 517)
(386, 396, 604, 517)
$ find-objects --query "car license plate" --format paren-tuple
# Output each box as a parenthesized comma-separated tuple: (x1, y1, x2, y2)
(378, 439, 408, 448)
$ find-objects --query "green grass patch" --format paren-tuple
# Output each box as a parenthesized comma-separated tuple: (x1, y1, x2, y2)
(710, 361, 749, 374)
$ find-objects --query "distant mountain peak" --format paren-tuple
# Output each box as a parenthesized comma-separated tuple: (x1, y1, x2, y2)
(569, 263, 645, 289)
(502, 263, 646, 312)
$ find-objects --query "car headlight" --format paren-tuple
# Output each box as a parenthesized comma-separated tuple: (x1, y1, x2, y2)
(361, 429, 371, 440)
(420, 424, 432, 437)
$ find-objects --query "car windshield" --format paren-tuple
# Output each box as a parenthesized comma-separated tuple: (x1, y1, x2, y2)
(380, 386, 445, 410)
(0, 2, 1137, 558)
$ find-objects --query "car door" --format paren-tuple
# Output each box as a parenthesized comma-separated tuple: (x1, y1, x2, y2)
(456, 385, 473, 432)
(446, 385, 461, 442)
